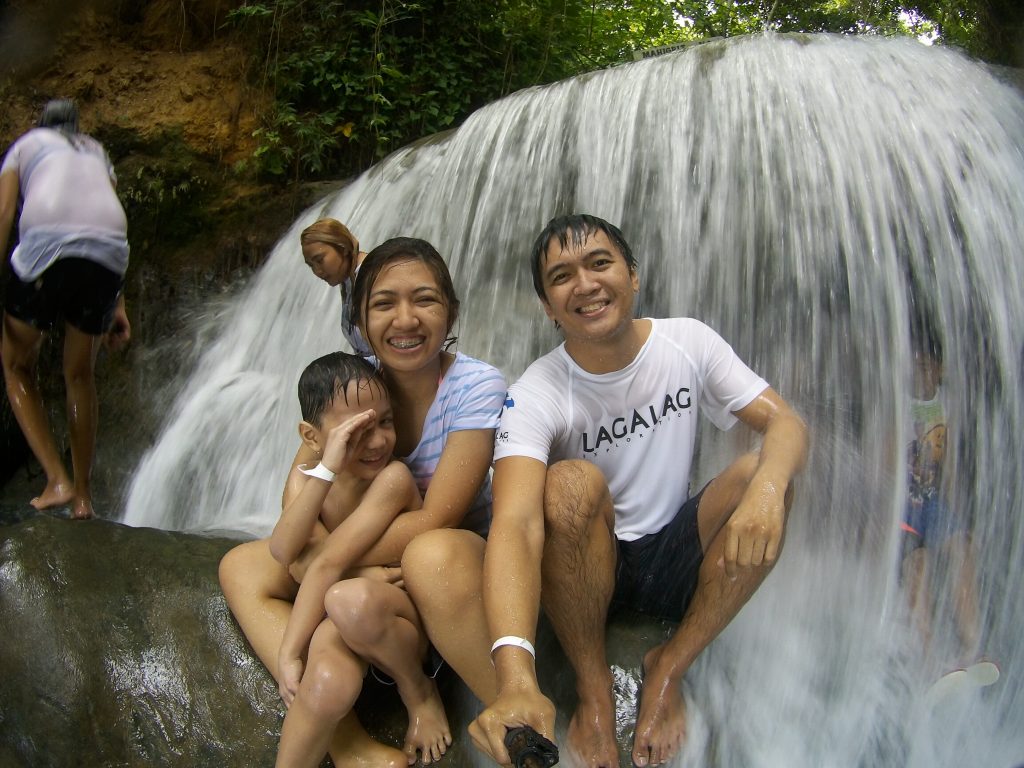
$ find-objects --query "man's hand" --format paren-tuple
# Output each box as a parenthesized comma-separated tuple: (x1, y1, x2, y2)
(468, 689, 557, 766)
(104, 299, 131, 350)
(278, 654, 304, 707)
(722, 477, 785, 579)
(320, 410, 377, 474)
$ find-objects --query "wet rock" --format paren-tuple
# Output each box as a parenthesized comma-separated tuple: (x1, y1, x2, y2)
(0, 515, 665, 766)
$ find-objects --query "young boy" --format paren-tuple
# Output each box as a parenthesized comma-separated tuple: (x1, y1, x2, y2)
(271, 351, 451, 767)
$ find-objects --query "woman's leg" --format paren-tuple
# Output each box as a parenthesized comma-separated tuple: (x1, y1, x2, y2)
(2, 312, 73, 509)
(62, 323, 102, 519)
(402, 529, 497, 705)
(219, 540, 395, 767)
(325, 577, 451, 764)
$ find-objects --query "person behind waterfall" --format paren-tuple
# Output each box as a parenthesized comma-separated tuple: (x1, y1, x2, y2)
(300, 217, 371, 356)
(219, 237, 506, 767)
(403, 214, 808, 768)
(899, 320, 985, 673)
(270, 351, 451, 766)
(0, 98, 130, 520)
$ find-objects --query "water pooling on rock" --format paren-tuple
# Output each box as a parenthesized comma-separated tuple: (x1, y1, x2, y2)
(122, 33, 1024, 767)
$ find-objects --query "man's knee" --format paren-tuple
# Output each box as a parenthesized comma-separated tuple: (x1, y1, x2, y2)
(543, 459, 612, 533)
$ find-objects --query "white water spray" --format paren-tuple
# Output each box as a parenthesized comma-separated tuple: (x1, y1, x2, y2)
(124, 34, 1024, 767)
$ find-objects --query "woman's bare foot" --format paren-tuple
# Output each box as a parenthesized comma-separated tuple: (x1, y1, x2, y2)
(330, 723, 408, 768)
(566, 695, 620, 768)
(70, 497, 95, 520)
(632, 646, 687, 767)
(400, 677, 451, 765)
(30, 479, 74, 511)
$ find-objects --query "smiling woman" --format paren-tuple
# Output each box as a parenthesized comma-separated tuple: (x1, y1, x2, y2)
(218, 236, 506, 767)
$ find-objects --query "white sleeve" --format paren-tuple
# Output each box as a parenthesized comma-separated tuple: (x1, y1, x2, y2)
(692, 321, 769, 431)
(493, 372, 566, 465)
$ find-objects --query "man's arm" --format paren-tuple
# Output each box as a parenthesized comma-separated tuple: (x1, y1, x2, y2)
(724, 386, 808, 577)
(468, 455, 557, 765)
(0, 170, 20, 273)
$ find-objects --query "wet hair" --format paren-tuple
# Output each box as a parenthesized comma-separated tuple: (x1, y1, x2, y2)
(298, 352, 387, 428)
(351, 237, 460, 350)
(529, 214, 636, 299)
(300, 218, 358, 260)
(38, 98, 79, 134)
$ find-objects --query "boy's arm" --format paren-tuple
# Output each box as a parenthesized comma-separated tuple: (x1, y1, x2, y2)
(277, 462, 421, 704)
(270, 448, 333, 566)
(354, 427, 495, 565)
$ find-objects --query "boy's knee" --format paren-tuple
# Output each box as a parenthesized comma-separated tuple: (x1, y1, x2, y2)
(301, 657, 358, 720)
(325, 579, 378, 633)
(544, 460, 611, 531)
(402, 529, 461, 576)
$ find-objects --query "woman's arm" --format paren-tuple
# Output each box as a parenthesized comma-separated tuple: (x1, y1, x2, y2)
(355, 427, 495, 566)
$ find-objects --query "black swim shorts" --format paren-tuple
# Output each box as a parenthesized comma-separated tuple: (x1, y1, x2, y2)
(609, 485, 707, 623)
(5, 257, 123, 335)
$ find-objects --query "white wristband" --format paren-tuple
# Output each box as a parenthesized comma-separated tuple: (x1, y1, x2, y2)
(298, 462, 336, 482)
(490, 635, 536, 659)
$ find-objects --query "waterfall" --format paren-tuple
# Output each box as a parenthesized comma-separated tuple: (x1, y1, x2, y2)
(123, 33, 1024, 767)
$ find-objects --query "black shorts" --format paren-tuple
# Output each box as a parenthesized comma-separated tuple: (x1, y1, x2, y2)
(5, 257, 123, 335)
(610, 486, 707, 622)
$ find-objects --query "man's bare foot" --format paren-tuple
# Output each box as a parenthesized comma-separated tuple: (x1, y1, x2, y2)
(400, 677, 451, 765)
(30, 479, 74, 511)
(632, 647, 687, 767)
(566, 696, 620, 768)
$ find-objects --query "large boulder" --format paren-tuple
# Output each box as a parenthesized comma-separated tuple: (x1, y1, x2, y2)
(0, 515, 662, 767)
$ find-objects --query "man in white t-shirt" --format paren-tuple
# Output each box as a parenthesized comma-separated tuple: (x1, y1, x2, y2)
(468, 214, 808, 768)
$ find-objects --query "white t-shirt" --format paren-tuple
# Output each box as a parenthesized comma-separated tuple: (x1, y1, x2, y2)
(1, 127, 128, 280)
(494, 318, 768, 540)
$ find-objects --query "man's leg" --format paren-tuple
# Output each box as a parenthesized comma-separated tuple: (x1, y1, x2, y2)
(62, 323, 102, 519)
(2, 312, 73, 509)
(538, 459, 619, 768)
(633, 453, 787, 767)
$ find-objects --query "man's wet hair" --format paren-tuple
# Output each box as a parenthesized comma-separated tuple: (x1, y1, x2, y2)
(38, 98, 79, 134)
(529, 214, 636, 299)
(298, 352, 386, 427)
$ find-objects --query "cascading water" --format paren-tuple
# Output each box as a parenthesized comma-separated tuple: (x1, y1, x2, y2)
(123, 34, 1024, 767)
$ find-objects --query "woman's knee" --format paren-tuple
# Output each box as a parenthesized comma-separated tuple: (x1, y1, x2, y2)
(543, 459, 612, 533)
(218, 539, 291, 604)
(402, 529, 484, 610)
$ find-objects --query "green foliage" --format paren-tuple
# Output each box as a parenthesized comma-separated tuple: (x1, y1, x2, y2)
(227, 0, 1019, 181)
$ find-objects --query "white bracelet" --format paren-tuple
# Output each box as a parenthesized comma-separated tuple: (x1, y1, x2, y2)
(298, 462, 336, 482)
(490, 635, 536, 659)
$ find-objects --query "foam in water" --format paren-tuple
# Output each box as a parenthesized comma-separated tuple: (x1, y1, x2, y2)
(123, 34, 1024, 767)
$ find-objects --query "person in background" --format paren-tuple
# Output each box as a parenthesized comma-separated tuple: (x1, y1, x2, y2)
(300, 218, 370, 356)
(0, 98, 130, 520)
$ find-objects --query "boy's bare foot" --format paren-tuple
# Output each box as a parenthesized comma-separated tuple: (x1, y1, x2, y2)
(401, 677, 451, 765)
(30, 479, 74, 511)
(632, 647, 686, 767)
(566, 695, 620, 768)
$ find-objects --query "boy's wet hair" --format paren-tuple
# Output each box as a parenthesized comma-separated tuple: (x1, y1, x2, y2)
(298, 352, 386, 427)
(351, 237, 460, 350)
(529, 214, 636, 299)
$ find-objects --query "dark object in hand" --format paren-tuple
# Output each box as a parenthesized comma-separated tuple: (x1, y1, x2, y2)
(505, 726, 559, 768)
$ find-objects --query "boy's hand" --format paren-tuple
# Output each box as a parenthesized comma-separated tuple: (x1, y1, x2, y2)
(278, 655, 304, 707)
(320, 410, 378, 474)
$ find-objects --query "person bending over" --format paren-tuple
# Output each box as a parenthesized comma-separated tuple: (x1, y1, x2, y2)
(407, 214, 808, 768)
(272, 351, 449, 766)
(0, 98, 130, 519)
